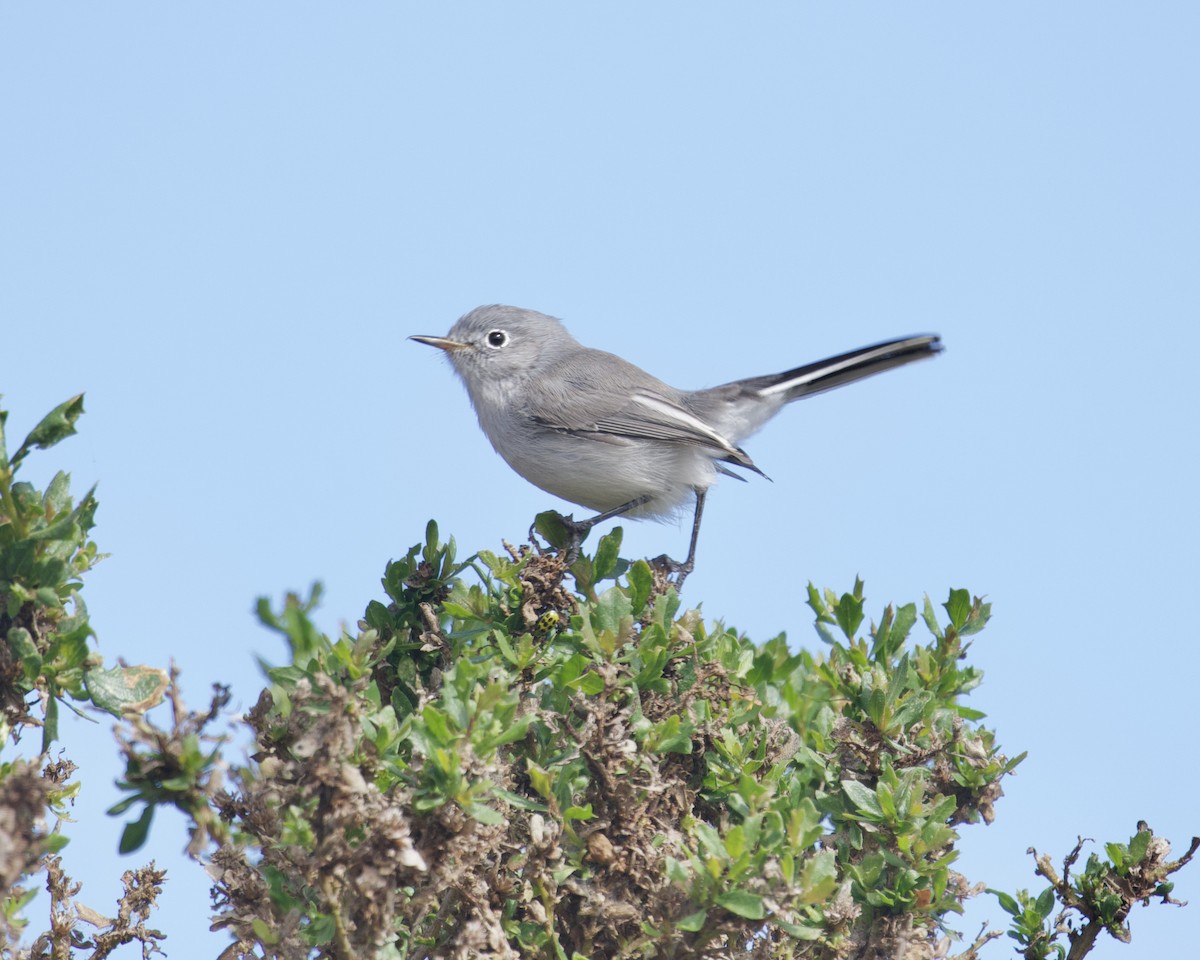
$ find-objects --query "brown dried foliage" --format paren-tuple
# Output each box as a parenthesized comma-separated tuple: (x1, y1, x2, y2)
(0, 759, 166, 960)
(0, 761, 53, 903)
(211, 677, 429, 959)
(16, 858, 167, 960)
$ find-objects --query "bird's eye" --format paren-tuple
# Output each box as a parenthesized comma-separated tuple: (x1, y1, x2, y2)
(486, 330, 508, 348)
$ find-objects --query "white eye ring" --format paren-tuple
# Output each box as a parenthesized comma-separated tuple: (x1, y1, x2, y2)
(485, 329, 508, 349)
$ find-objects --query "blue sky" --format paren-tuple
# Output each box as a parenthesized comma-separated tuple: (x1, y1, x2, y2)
(3, 4, 1198, 957)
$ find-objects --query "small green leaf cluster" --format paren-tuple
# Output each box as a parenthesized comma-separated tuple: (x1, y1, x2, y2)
(1, 395, 99, 751)
(1, 396, 169, 950)
(0, 396, 168, 750)
(991, 825, 1197, 958)
(108, 680, 231, 856)
(994, 886, 1062, 959)
(801, 582, 1019, 918)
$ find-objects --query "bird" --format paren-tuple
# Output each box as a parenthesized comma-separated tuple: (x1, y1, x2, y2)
(412, 305, 942, 586)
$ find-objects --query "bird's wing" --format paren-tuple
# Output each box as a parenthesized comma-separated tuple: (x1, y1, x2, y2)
(524, 350, 761, 473)
(601, 391, 757, 463)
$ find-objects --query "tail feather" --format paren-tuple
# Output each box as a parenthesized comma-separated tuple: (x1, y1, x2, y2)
(753, 334, 942, 402)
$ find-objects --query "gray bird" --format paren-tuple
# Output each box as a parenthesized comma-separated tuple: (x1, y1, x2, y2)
(412, 305, 941, 586)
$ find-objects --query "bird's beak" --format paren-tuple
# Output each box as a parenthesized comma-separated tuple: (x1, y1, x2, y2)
(409, 334, 469, 352)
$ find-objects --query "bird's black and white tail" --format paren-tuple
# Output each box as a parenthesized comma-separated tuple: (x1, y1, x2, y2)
(754, 334, 943, 403)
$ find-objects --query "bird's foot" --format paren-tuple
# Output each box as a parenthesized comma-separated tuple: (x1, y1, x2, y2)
(649, 553, 695, 592)
(531, 498, 651, 566)
(529, 510, 591, 565)
(560, 515, 591, 566)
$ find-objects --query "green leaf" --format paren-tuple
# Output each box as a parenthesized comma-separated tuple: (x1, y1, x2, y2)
(390, 680, 418, 721)
(805, 583, 832, 622)
(834, 592, 865, 640)
(27, 514, 81, 543)
(250, 919, 278, 945)
(1128, 826, 1151, 863)
(943, 589, 971, 630)
(959, 597, 992, 636)
(786, 798, 825, 849)
(302, 913, 336, 946)
(876, 783, 897, 821)
(1034, 885, 1056, 920)
(569, 671, 606, 696)
(8, 627, 40, 680)
(842, 780, 884, 818)
(493, 629, 518, 665)
(106, 795, 140, 816)
(871, 604, 896, 659)
(526, 761, 554, 801)
(676, 909, 707, 932)
(646, 714, 694, 754)
(42, 469, 71, 511)
(593, 527, 622, 581)
(492, 788, 549, 813)
(533, 511, 571, 549)
(485, 714, 536, 751)
(593, 587, 632, 635)
(118, 804, 154, 854)
(43, 833, 70, 855)
(627, 560, 654, 616)
(467, 802, 504, 825)
(43, 694, 60, 752)
(921, 595, 943, 639)
(12, 395, 85, 466)
(423, 519, 440, 558)
(775, 919, 825, 940)
(891, 603, 918, 646)
(84, 665, 169, 717)
(990, 889, 1021, 916)
(422, 705, 454, 745)
(799, 849, 838, 904)
(665, 857, 691, 887)
(724, 824, 746, 859)
(715, 889, 765, 920)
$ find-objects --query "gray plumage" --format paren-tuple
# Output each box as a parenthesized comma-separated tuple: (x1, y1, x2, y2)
(412, 304, 942, 580)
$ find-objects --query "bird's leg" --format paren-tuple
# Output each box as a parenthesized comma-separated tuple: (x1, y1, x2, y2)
(651, 489, 706, 590)
(552, 495, 652, 565)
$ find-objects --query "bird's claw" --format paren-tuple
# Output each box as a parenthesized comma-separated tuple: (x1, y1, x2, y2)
(650, 553, 695, 591)
(528, 512, 589, 566)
